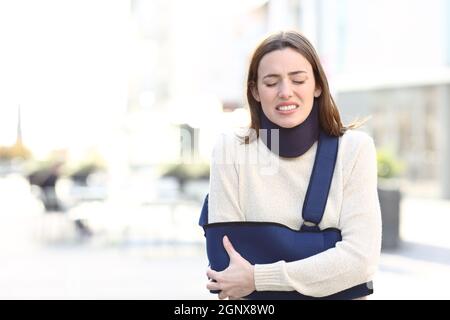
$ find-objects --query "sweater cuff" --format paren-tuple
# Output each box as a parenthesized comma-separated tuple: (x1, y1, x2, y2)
(254, 261, 292, 291)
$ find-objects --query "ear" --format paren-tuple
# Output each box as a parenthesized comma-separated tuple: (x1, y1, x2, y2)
(314, 86, 322, 98)
(250, 84, 260, 102)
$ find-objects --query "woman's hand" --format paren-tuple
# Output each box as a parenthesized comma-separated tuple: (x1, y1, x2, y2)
(206, 235, 255, 300)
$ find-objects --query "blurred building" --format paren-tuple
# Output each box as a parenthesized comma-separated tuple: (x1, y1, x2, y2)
(0, 106, 31, 170)
(322, 0, 450, 198)
(124, 0, 450, 198)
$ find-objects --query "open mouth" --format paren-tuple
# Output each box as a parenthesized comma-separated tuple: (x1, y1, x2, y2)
(276, 104, 299, 111)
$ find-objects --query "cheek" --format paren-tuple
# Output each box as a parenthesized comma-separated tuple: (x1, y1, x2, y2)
(258, 87, 277, 102)
(294, 84, 315, 98)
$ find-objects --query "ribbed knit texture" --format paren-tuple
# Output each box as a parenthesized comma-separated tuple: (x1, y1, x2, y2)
(208, 128, 382, 297)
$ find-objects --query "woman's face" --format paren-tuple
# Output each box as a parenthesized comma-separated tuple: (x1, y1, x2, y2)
(251, 48, 322, 128)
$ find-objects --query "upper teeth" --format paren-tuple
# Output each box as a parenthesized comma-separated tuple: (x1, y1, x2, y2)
(277, 105, 298, 111)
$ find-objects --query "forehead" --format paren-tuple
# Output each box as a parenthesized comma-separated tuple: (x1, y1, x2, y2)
(258, 48, 312, 75)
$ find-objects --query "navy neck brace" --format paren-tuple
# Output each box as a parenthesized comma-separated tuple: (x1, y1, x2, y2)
(259, 99, 320, 158)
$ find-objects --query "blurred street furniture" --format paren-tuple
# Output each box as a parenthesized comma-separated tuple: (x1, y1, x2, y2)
(27, 161, 64, 212)
(57, 163, 109, 206)
(377, 148, 406, 250)
(27, 160, 109, 238)
(160, 162, 209, 198)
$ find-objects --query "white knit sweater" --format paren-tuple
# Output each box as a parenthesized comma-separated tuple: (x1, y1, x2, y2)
(208, 128, 382, 297)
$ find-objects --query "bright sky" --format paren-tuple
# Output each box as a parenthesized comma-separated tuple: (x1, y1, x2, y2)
(0, 0, 268, 160)
(0, 0, 130, 157)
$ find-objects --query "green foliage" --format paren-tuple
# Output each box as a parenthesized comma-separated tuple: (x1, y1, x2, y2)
(376, 148, 405, 179)
(161, 163, 210, 181)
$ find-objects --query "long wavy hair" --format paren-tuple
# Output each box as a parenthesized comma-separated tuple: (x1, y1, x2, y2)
(244, 30, 364, 143)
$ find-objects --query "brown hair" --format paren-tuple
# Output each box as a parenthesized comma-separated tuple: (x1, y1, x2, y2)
(244, 30, 363, 143)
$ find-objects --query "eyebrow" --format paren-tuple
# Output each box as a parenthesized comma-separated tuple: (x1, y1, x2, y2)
(263, 71, 307, 79)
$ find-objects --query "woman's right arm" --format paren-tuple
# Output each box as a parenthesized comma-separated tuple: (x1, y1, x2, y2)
(208, 133, 245, 223)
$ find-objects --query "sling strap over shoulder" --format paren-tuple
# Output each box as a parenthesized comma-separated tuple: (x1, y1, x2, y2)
(301, 131, 338, 230)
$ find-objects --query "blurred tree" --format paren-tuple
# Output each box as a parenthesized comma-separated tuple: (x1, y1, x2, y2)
(0, 142, 32, 161)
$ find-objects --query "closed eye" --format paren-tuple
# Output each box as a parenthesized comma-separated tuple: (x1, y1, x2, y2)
(265, 80, 305, 87)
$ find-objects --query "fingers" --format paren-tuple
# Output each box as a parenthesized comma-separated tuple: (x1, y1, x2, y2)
(206, 280, 221, 291)
(206, 267, 219, 281)
(223, 235, 238, 258)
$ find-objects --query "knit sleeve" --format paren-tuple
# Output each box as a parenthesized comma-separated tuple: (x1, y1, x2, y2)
(253, 134, 382, 297)
(208, 133, 245, 223)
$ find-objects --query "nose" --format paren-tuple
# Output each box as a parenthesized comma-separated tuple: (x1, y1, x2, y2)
(278, 81, 293, 99)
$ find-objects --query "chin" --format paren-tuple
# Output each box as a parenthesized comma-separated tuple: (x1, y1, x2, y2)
(276, 118, 303, 128)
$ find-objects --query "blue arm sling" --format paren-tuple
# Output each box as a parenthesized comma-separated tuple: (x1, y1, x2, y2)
(199, 131, 373, 300)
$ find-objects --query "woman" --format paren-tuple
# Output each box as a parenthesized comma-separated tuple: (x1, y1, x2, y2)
(204, 30, 382, 300)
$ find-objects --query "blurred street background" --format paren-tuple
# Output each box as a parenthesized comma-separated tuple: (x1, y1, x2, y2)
(1, 0, 450, 299)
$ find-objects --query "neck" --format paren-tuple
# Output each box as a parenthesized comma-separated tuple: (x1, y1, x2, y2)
(259, 100, 320, 158)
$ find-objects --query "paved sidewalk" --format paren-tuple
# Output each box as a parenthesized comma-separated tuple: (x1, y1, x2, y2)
(371, 197, 450, 299)
(1, 175, 450, 299)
